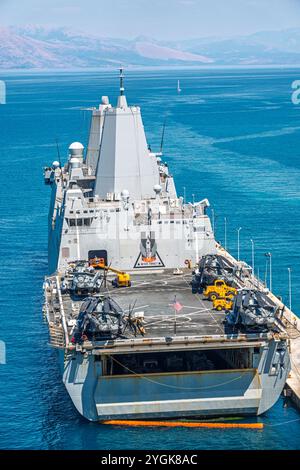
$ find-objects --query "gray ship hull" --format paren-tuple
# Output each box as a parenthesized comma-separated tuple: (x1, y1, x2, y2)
(60, 339, 290, 421)
(43, 74, 291, 423)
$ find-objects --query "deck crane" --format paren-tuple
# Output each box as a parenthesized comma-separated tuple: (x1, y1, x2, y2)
(88, 257, 131, 287)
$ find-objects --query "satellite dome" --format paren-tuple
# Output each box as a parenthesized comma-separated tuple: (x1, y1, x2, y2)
(101, 96, 109, 105)
(69, 142, 84, 156)
(121, 189, 130, 200)
(153, 184, 162, 194)
(69, 142, 84, 150)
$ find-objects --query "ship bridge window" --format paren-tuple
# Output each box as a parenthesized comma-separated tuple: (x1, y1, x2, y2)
(67, 218, 91, 227)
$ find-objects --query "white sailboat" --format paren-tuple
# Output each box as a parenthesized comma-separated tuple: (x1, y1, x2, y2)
(177, 79, 181, 93)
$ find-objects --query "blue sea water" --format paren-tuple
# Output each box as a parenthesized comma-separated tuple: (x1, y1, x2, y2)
(1, 68, 300, 450)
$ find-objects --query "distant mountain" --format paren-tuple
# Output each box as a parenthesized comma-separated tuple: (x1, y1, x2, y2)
(177, 29, 300, 65)
(0, 26, 213, 69)
(1, 26, 300, 69)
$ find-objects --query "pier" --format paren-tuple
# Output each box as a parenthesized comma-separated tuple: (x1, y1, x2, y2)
(219, 245, 300, 411)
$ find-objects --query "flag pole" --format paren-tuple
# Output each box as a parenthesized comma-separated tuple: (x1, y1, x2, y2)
(174, 295, 177, 335)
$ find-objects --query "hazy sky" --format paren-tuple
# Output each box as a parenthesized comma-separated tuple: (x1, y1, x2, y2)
(1, 0, 300, 39)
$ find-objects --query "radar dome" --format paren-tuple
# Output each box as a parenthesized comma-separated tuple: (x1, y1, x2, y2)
(69, 142, 84, 157)
(121, 189, 130, 200)
(153, 184, 162, 194)
(101, 96, 109, 105)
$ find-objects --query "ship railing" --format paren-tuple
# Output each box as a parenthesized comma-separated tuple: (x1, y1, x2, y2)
(55, 276, 69, 347)
(133, 213, 195, 225)
(48, 323, 65, 349)
(68, 330, 287, 353)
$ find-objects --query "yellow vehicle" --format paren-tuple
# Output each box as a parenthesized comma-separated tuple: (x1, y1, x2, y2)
(111, 270, 131, 288)
(203, 279, 237, 301)
(89, 257, 131, 287)
(213, 297, 233, 311)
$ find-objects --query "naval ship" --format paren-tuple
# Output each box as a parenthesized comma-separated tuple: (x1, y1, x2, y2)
(43, 70, 291, 421)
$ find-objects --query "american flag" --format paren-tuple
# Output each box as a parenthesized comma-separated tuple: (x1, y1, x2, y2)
(173, 297, 183, 312)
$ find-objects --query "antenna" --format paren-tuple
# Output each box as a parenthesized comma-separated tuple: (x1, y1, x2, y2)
(123, 300, 137, 336)
(160, 117, 167, 153)
(119, 67, 125, 96)
(55, 138, 62, 167)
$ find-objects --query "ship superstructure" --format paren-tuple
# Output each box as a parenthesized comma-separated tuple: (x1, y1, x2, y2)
(43, 70, 290, 421)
